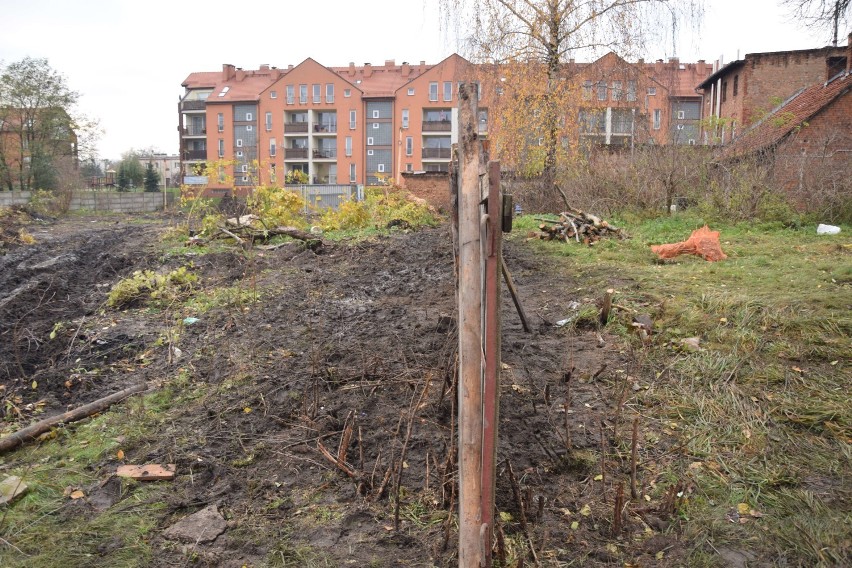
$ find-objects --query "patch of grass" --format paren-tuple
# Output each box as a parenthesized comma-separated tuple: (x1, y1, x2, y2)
(182, 283, 261, 314)
(107, 266, 198, 309)
(511, 212, 851, 565)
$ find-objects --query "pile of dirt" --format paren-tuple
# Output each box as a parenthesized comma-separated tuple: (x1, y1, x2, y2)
(0, 214, 691, 567)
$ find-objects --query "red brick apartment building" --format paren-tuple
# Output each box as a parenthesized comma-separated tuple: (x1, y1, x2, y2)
(696, 36, 850, 143)
(178, 54, 712, 191)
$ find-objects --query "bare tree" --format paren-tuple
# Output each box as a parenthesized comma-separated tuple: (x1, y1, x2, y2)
(438, 0, 704, 184)
(781, 0, 851, 46)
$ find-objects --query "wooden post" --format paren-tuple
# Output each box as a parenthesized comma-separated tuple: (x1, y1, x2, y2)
(480, 160, 502, 566)
(458, 82, 483, 568)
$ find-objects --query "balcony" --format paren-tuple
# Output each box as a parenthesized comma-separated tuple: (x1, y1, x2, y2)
(422, 147, 451, 159)
(184, 149, 207, 160)
(181, 100, 206, 111)
(285, 122, 309, 133)
(182, 126, 207, 136)
(422, 120, 452, 132)
(285, 148, 308, 159)
(313, 122, 337, 134)
(313, 148, 337, 159)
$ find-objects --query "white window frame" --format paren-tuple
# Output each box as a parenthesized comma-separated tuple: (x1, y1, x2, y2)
(648, 87, 657, 96)
(270, 90, 277, 99)
(350, 163, 356, 182)
(443, 81, 452, 101)
(676, 124, 686, 130)
(265, 112, 272, 131)
(377, 163, 385, 173)
(677, 110, 686, 120)
(326, 83, 334, 103)
(236, 139, 243, 147)
(236, 150, 244, 158)
(299, 84, 308, 104)
(372, 109, 380, 119)
(405, 136, 413, 156)
(286, 85, 295, 104)
(407, 88, 414, 96)
(246, 125, 253, 131)
(241, 164, 248, 173)
(402, 109, 409, 129)
(344, 89, 351, 98)
(367, 137, 374, 146)
(245, 112, 253, 121)
(312, 84, 321, 103)
(429, 82, 438, 102)
(345, 136, 352, 156)
(218, 139, 224, 157)
(653, 109, 661, 130)
(349, 110, 356, 129)
(217, 113, 224, 132)
(367, 149, 374, 156)
(406, 163, 413, 172)
(373, 122, 380, 129)
(269, 138, 276, 156)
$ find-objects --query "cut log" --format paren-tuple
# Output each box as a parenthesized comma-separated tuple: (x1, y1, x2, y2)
(0, 383, 148, 455)
(116, 464, 176, 481)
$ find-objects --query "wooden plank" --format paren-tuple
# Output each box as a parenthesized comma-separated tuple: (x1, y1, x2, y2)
(116, 464, 176, 481)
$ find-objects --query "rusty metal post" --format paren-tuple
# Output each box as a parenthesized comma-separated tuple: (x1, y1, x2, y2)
(457, 82, 483, 568)
(480, 160, 502, 566)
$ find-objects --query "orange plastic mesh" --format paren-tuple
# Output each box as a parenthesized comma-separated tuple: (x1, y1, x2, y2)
(650, 225, 728, 262)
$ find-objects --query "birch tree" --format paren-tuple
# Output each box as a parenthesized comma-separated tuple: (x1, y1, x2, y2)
(781, 0, 850, 47)
(440, 0, 703, 185)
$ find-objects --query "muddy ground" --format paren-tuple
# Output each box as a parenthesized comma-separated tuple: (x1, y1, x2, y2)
(0, 212, 691, 567)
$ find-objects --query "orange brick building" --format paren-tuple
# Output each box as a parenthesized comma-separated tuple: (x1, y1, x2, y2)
(178, 53, 712, 190)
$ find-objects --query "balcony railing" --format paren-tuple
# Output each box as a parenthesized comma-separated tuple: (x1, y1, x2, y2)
(313, 148, 337, 159)
(422, 147, 451, 159)
(285, 122, 309, 133)
(184, 149, 207, 160)
(285, 148, 308, 159)
(422, 120, 452, 132)
(182, 126, 207, 136)
(181, 100, 206, 111)
(313, 122, 337, 133)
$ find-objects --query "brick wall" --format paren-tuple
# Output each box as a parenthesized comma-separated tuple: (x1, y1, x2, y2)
(771, 88, 852, 210)
(401, 171, 451, 213)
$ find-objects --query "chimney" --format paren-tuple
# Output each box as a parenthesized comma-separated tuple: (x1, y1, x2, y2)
(363, 63, 372, 78)
(222, 63, 236, 81)
(236, 68, 246, 81)
(401, 61, 411, 77)
(348, 62, 356, 77)
(420, 60, 426, 73)
(668, 57, 679, 65)
(637, 58, 644, 66)
(259, 64, 269, 71)
(384, 59, 395, 67)
(288, 64, 294, 70)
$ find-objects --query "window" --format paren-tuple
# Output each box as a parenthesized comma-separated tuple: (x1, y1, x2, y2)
(443, 81, 452, 101)
(344, 89, 351, 97)
(269, 138, 276, 156)
(377, 164, 385, 173)
(265, 112, 272, 131)
(270, 90, 277, 99)
(313, 84, 321, 103)
(677, 110, 685, 120)
(372, 109, 380, 119)
(236, 150, 243, 158)
(345, 136, 352, 156)
(245, 112, 253, 121)
(349, 110, 356, 129)
(611, 81, 622, 101)
(653, 109, 661, 130)
(236, 138, 243, 147)
(496, 86, 504, 96)
(218, 86, 229, 97)
(537, 137, 544, 146)
(367, 137, 374, 145)
(405, 136, 413, 156)
(688, 139, 696, 145)
(408, 88, 415, 96)
(733, 75, 739, 97)
(246, 125, 253, 131)
(647, 87, 656, 96)
(326, 83, 334, 103)
(597, 81, 607, 100)
(350, 163, 356, 182)
(402, 109, 409, 129)
(627, 80, 637, 102)
(218, 139, 224, 157)
(582, 80, 592, 100)
(429, 82, 438, 101)
(373, 123, 379, 129)
(722, 81, 728, 103)
(367, 149, 374, 156)
(286, 85, 295, 104)
(406, 163, 413, 172)
(217, 113, 224, 132)
(241, 164, 248, 173)
(299, 84, 308, 104)
(676, 124, 685, 130)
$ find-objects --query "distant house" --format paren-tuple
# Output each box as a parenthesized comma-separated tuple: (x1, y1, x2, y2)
(696, 36, 849, 144)
(716, 41, 851, 213)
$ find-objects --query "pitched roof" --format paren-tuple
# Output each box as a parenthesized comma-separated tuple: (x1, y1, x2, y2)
(719, 71, 852, 159)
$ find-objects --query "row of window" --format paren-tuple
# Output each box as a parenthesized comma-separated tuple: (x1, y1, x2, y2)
(428, 81, 482, 102)
(582, 80, 640, 102)
(283, 83, 348, 104)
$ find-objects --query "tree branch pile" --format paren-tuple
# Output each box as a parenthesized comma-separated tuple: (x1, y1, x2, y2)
(190, 214, 323, 251)
(530, 208, 627, 245)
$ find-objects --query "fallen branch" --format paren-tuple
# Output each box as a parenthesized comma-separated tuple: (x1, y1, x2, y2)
(0, 383, 148, 455)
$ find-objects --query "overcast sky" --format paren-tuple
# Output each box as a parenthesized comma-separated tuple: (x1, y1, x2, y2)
(1, 0, 839, 160)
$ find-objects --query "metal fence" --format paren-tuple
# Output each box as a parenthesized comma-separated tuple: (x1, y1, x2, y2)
(284, 184, 364, 214)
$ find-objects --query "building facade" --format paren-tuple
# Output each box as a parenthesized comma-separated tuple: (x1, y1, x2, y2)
(178, 54, 711, 191)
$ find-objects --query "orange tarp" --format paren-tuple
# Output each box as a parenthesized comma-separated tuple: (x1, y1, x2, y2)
(650, 225, 727, 262)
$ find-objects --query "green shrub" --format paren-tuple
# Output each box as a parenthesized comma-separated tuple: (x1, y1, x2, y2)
(107, 266, 197, 309)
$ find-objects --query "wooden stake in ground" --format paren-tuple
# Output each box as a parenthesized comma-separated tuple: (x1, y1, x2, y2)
(0, 383, 148, 455)
(457, 81, 484, 568)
